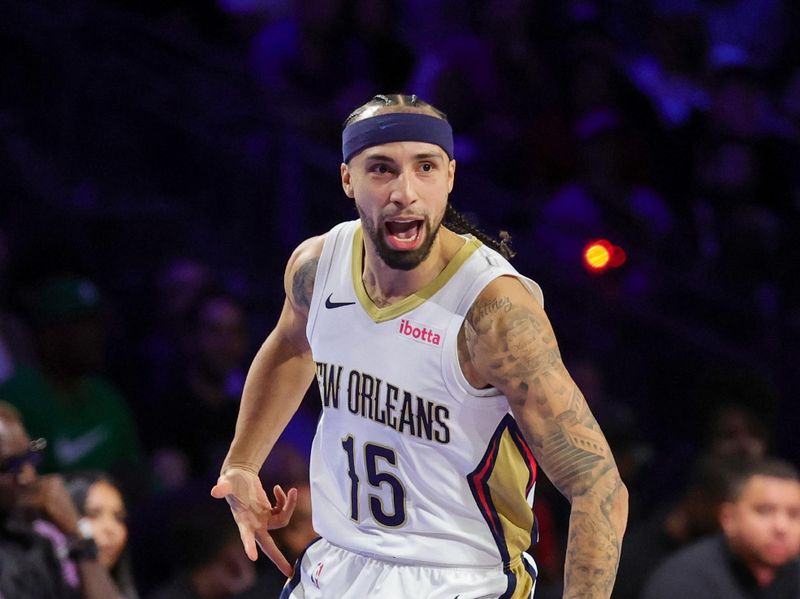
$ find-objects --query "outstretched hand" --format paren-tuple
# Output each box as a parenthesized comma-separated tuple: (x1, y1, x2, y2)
(210, 468, 298, 577)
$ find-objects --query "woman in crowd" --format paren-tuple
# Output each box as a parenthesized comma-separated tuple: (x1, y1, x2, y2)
(65, 471, 139, 599)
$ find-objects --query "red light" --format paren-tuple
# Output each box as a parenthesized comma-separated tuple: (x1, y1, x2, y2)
(583, 239, 626, 273)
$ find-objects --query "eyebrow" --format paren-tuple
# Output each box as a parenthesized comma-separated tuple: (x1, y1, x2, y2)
(363, 152, 445, 163)
(363, 153, 395, 163)
(413, 152, 445, 162)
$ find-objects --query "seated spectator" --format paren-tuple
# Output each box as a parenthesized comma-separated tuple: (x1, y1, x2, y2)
(65, 471, 139, 599)
(641, 456, 800, 599)
(612, 453, 733, 599)
(135, 256, 214, 403)
(694, 369, 776, 462)
(146, 496, 263, 599)
(147, 289, 250, 488)
(0, 275, 142, 477)
(0, 401, 120, 598)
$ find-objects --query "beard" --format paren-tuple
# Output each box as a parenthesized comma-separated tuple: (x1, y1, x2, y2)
(357, 204, 443, 271)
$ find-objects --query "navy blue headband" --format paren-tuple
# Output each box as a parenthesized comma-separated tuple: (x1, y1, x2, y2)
(342, 112, 454, 163)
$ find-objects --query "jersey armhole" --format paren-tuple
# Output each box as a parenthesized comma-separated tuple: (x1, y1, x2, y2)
(441, 271, 544, 403)
(306, 221, 355, 343)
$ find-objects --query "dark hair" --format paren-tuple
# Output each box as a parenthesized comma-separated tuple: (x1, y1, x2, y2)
(64, 471, 139, 599)
(343, 94, 516, 260)
(342, 93, 448, 129)
(724, 457, 799, 502)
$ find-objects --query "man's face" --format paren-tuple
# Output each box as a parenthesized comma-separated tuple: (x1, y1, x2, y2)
(721, 475, 800, 569)
(0, 414, 37, 513)
(40, 313, 106, 376)
(341, 140, 455, 271)
(194, 297, 247, 378)
(709, 407, 768, 460)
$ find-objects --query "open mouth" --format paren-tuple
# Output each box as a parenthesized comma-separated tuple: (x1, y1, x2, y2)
(384, 219, 424, 250)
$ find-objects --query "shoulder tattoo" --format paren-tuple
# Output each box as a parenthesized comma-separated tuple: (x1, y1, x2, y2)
(292, 256, 319, 309)
(467, 295, 512, 329)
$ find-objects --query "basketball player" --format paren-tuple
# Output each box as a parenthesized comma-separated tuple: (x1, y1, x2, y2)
(211, 94, 628, 598)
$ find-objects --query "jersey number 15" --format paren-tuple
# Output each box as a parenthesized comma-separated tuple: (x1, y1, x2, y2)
(341, 435, 406, 527)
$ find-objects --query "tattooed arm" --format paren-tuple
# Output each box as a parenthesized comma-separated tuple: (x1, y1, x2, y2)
(460, 276, 628, 599)
(212, 235, 324, 574)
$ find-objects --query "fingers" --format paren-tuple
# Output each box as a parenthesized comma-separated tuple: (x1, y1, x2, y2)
(213, 479, 261, 561)
(271, 485, 293, 514)
(273, 485, 287, 507)
(268, 486, 298, 529)
(237, 520, 259, 561)
(256, 529, 293, 577)
(210, 474, 295, 570)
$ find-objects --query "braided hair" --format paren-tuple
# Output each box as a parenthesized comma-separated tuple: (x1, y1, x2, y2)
(343, 94, 516, 260)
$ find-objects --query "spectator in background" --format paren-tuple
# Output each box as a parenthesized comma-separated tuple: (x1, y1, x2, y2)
(613, 454, 734, 599)
(0, 401, 120, 598)
(641, 456, 800, 599)
(146, 289, 250, 489)
(623, 11, 709, 131)
(615, 370, 776, 599)
(146, 496, 263, 599)
(0, 275, 142, 477)
(694, 369, 776, 461)
(248, 0, 362, 143)
(65, 471, 139, 599)
(135, 256, 214, 402)
(690, 48, 795, 295)
(702, 400, 772, 460)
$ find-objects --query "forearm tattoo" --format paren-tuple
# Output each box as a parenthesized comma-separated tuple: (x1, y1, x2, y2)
(292, 257, 319, 309)
(463, 295, 626, 598)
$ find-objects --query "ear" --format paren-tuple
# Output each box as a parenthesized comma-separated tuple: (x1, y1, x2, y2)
(447, 159, 456, 193)
(719, 501, 736, 536)
(341, 163, 355, 198)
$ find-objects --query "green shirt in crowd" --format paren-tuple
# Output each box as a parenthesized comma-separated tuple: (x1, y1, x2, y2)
(0, 365, 142, 473)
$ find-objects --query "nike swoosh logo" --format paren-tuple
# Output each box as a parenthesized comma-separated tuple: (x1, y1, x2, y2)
(325, 294, 356, 309)
(54, 425, 110, 465)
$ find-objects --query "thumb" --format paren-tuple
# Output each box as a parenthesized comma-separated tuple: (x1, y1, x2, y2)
(210, 479, 232, 499)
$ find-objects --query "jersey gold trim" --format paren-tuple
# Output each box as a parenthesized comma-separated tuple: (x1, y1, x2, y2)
(350, 224, 483, 323)
(467, 414, 538, 598)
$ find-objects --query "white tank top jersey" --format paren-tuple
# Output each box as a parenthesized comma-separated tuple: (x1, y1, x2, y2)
(305, 219, 545, 579)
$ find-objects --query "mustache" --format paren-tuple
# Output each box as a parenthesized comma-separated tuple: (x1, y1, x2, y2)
(380, 212, 427, 222)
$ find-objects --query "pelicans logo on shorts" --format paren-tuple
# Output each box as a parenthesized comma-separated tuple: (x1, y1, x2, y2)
(310, 561, 325, 589)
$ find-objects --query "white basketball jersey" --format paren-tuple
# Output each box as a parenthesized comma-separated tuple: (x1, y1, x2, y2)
(306, 219, 544, 573)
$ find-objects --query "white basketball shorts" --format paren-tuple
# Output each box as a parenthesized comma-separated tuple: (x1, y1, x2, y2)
(279, 538, 536, 599)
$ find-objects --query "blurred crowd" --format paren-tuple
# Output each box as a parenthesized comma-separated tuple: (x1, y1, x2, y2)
(2, 0, 799, 597)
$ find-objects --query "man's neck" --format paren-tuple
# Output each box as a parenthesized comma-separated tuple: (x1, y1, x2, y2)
(362, 228, 461, 306)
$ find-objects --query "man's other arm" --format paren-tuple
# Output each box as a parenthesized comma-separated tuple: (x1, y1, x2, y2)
(461, 276, 628, 599)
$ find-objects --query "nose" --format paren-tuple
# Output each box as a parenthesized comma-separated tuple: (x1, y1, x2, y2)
(770, 510, 798, 541)
(389, 170, 418, 208)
